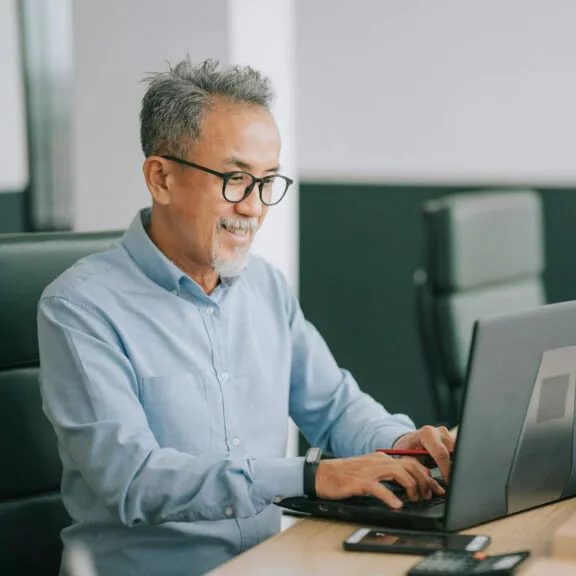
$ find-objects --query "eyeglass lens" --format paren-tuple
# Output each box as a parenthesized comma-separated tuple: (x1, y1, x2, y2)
(224, 173, 287, 205)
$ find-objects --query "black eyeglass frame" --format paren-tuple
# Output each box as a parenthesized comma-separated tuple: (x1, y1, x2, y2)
(160, 154, 293, 206)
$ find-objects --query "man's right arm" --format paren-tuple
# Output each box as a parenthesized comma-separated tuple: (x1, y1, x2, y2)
(38, 296, 304, 526)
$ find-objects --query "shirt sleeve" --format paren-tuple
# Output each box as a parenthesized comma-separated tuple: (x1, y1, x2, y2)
(286, 291, 416, 456)
(38, 296, 304, 527)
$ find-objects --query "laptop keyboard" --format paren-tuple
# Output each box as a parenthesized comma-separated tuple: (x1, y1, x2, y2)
(344, 493, 445, 509)
(343, 478, 447, 510)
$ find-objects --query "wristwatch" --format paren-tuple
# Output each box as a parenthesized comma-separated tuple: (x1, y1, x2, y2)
(303, 447, 322, 498)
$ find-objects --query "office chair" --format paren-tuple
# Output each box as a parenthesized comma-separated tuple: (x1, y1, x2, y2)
(414, 190, 545, 427)
(0, 230, 121, 576)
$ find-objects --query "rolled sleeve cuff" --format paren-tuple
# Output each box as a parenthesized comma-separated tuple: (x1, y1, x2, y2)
(252, 457, 305, 504)
(368, 414, 416, 452)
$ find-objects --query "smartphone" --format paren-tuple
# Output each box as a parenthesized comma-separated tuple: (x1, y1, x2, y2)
(343, 528, 490, 555)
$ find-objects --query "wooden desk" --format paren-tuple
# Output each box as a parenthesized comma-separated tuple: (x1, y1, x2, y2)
(209, 498, 576, 575)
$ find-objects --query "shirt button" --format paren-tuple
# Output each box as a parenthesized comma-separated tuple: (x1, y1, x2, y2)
(205, 307, 214, 315)
(231, 436, 241, 446)
(221, 371, 229, 382)
(225, 507, 234, 517)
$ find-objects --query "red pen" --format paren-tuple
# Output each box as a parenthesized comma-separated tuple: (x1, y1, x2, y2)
(376, 449, 454, 456)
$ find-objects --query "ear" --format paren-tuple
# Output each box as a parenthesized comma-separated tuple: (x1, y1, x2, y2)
(143, 156, 172, 205)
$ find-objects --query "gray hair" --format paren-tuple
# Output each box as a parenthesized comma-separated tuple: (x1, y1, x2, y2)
(140, 57, 274, 158)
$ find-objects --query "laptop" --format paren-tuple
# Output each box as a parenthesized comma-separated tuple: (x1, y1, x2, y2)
(278, 300, 576, 531)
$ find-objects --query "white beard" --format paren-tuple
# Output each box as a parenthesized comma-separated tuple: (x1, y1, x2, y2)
(212, 217, 258, 277)
(212, 236, 251, 278)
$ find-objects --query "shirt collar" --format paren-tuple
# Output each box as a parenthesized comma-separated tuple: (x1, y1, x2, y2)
(121, 207, 241, 299)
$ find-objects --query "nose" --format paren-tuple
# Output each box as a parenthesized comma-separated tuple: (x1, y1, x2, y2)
(234, 183, 264, 218)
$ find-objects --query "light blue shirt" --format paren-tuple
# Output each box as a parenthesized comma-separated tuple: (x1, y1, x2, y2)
(38, 208, 415, 576)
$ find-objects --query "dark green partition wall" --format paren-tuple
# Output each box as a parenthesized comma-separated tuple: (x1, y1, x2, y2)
(0, 192, 27, 233)
(299, 184, 576, 429)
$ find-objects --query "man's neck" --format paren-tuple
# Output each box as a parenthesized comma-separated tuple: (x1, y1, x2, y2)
(146, 211, 219, 295)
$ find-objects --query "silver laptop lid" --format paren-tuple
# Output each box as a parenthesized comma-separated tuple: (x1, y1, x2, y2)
(445, 300, 576, 531)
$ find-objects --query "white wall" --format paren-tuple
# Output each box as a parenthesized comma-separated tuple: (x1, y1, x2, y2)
(297, 0, 576, 185)
(72, 0, 229, 231)
(0, 0, 28, 192)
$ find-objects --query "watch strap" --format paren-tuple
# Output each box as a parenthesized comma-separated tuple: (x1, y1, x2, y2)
(303, 447, 322, 498)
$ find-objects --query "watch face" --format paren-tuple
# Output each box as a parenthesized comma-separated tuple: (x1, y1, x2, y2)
(306, 447, 322, 464)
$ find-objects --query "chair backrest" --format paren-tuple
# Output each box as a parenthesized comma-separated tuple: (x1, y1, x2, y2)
(415, 190, 545, 426)
(0, 230, 121, 576)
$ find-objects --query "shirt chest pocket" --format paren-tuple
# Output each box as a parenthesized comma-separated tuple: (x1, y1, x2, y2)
(140, 372, 213, 454)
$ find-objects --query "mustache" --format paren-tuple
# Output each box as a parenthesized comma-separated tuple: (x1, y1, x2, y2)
(217, 217, 259, 232)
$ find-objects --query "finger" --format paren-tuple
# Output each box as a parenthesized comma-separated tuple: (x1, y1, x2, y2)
(429, 477, 446, 497)
(380, 465, 419, 501)
(404, 458, 445, 498)
(401, 459, 436, 500)
(429, 444, 451, 483)
(437, 426, 456, 451)
(419, 427, 452, 483)
(417, 467, 446, 497)
(364, 481, 403, 509)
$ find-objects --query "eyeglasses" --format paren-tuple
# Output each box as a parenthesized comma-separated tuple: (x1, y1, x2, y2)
(161, 155, 293, 206)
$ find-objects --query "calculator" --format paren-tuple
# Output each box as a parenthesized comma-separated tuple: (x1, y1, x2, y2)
(408, 549, 531, 576)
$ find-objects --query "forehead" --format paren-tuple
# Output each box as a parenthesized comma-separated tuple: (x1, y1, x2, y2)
(194, 99, 281, 164)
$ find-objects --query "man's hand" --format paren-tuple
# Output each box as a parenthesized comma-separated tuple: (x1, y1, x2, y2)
(315, 452, 445, 510)
(392, 426, 455, 483)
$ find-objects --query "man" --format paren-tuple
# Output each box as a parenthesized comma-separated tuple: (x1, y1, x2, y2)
(38, 58, 454, 576)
